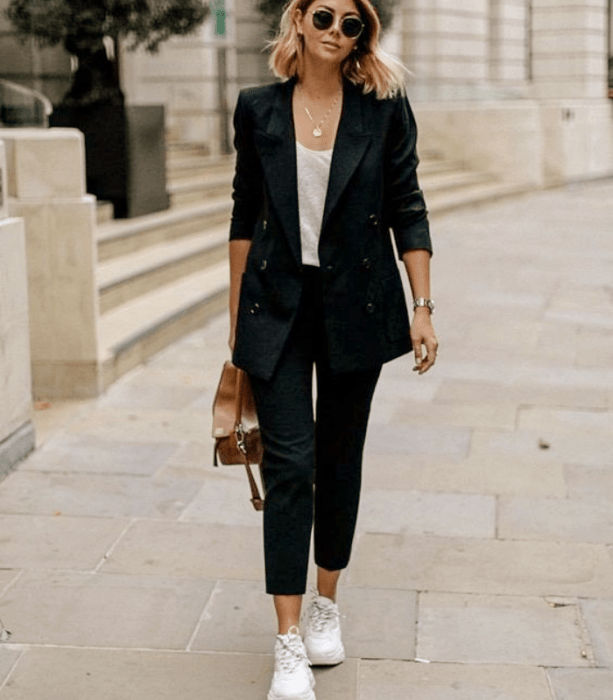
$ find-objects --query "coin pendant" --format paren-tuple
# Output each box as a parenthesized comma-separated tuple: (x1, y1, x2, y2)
(313, 127, 322, 137)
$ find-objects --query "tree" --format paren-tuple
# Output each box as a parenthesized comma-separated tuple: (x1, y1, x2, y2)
(258, 0, 397, 35)
(6, 0, 209, 106)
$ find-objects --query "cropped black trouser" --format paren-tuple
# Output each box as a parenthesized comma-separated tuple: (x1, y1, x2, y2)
(249, 266, 381, 595)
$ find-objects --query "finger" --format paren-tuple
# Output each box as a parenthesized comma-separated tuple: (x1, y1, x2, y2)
(412, 344, 423, 371)
(419, 341, 438, 374)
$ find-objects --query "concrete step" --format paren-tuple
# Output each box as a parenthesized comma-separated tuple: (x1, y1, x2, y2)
(168, 174, 233, 207)
(97, 224, 228, 313)
(96, 201, 114, 224)
(166, 142, 210, 161)
(420, 169, 493, 194)
(427, 180, 531, 215)
(167, 155, 235, 182)
(99, 262, 229, 390)
(97, 196, 232, 261)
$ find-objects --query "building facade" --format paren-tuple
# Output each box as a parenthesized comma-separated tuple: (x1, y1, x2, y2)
(1, 0, 613, 177)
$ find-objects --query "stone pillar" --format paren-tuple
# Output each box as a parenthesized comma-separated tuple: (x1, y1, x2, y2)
(0, 128, 100, 399)
(0, 139, 35, 478)
(401, 0, 491, 100)
(531, 0, 609, 99)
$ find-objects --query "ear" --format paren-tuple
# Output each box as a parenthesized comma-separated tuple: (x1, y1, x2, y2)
(293, 8, 304, 35)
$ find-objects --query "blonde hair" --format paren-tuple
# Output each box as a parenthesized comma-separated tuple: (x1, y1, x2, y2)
(268, 0, 406, 99)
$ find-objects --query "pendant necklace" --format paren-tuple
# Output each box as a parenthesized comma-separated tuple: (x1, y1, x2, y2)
(302, 89, 342, 138)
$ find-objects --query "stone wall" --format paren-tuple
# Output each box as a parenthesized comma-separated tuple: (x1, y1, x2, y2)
(0, 139, 35, 477)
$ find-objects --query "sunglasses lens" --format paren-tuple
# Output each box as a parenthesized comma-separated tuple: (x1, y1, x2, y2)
(312, 10, 333, 30)
(342, 17, 363, 38)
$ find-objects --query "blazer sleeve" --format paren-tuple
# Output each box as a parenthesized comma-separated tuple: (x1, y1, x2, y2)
(229, 91, 262, 241)
(384, 95, 433, 258)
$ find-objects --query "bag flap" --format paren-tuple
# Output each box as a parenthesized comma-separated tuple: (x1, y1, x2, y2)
(212, 361, 240, 438)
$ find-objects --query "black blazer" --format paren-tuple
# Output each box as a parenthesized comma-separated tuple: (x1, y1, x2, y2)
(230, 77, 432, 381)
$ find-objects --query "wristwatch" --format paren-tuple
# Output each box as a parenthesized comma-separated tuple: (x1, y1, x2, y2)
(413, 298, 435, 314)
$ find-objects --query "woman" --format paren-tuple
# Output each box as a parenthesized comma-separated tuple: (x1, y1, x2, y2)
(229, 0, 437, 697)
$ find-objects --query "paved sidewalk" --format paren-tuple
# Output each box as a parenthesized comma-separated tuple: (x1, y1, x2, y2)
(1, 180, 613, 699)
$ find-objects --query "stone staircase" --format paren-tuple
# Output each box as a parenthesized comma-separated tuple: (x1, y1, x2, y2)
(95, 145, 528, 390)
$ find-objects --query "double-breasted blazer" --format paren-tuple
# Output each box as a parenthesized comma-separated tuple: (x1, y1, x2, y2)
(230, 77, 432, 381)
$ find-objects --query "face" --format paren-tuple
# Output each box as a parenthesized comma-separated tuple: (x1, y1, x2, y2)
(296, 0, 364, 66)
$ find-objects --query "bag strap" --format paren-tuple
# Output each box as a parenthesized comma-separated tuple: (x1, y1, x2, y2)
(243, 462, 264, 511)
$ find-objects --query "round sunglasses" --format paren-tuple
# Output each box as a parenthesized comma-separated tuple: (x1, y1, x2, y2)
(310, 8, 364, 39)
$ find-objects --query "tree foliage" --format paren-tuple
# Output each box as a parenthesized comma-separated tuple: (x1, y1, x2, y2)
(7, 0, 209, 53)
(257, 0, 397, 35)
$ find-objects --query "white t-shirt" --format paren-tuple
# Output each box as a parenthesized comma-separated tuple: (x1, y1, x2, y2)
(296, 141, 333, 267)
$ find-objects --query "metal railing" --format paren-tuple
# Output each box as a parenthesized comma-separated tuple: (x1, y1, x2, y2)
(0, 79, 53, 128)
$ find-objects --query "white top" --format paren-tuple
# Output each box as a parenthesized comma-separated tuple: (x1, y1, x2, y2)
(296, 141, 333, 267)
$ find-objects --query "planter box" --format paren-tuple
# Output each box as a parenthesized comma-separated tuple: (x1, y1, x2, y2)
(50, 104, 169, 218)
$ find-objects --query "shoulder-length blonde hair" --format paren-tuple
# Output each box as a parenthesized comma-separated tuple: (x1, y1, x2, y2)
(268, 0, 406, 99)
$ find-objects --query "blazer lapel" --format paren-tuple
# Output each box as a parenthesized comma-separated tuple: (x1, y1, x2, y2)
(256, 78, 372, 267)
(321, 81, 372, 234)
(256, 78, 302, 268)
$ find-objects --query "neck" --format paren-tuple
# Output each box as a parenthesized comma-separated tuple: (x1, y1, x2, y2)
(298, 56, 343, 99)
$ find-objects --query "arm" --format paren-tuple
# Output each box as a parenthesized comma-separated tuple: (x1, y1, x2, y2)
(228, 91, 259, 352)
(229, 239, 251, 352)
(401, 248, 438, 374)
(385, 96, 437, 373)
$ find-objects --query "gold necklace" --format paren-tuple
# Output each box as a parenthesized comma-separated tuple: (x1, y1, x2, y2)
(300, 88, 342, 138)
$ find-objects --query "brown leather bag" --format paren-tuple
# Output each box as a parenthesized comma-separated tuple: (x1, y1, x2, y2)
(212, 361, 265, 511)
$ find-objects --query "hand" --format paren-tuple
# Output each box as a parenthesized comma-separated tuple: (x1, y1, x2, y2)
(411, 309, 438, 374)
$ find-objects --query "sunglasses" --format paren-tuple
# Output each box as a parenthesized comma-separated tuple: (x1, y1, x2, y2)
(310, 8, 364, 39)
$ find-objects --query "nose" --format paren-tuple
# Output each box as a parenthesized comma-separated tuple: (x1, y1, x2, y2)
(328, 15, 342, 36)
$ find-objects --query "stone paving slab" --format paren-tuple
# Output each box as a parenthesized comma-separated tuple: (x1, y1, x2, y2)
(18, 435, 179, 477)
(348, 533, 613, 598)
(357, 489, 495, 538)
(64, 408, 210, 444)
(179, 472, 267, 527)
(518, 408, 613, 437)
(391, 400, 517, 431)
(191, 580, 417, 661)
(0, 471, 203, 519)
(547, 668, 613, 700)
(580, 599, 613, 667)
(0, 647, 358, 700)
(97, 382, 205, 411)
(434, 379, 609, 410)
(0, 514, 129, 571)
(498, 496, 613, 544)
(362, 453, 567, 498)
(101, 521, 265, 581)
(0, 650, 20, 686)
(359, 660, 552, 700)
(416, 592, 591, 667)
(471, 429, 613, 468)
(0, 570, 214, 649)
(365, 422, 471, 460)
(566, 465, 613, 501)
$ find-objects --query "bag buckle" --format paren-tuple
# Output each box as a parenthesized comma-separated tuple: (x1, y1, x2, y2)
(235, 422, 247, 456)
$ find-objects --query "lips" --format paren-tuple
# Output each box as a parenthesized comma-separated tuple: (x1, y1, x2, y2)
(322, 42, 340, 49)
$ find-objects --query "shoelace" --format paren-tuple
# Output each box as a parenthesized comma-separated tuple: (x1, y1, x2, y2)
(276, 631, 311, 673)
(308, 590, 340, 633)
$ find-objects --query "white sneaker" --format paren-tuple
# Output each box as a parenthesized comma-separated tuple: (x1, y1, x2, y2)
(303, 590, 346, 666)
(268, 626, 316, 700)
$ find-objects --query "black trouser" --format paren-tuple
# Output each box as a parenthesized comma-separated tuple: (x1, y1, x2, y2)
(249, 266, 381, 595)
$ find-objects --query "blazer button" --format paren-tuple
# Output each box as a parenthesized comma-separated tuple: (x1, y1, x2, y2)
(361, 257, 371, 270)
(250, 302, 261, 315)
(368, 214, 379, 227)
(366, 302, 375, 314)
(260, 259, 268, 271)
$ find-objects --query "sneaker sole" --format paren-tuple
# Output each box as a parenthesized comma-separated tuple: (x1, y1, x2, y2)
(267, 689, 316, 700)
(306, 644, 346, 667)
